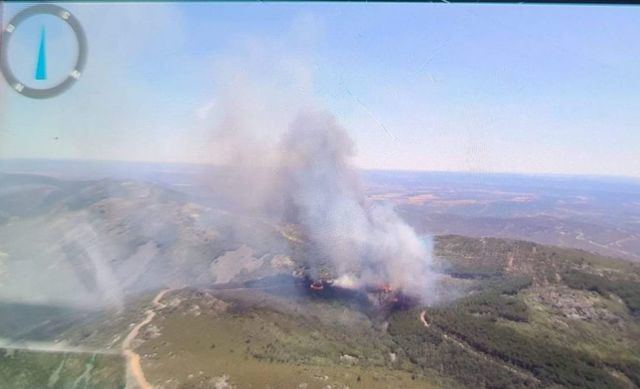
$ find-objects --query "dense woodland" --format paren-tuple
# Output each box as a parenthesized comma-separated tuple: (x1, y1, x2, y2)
(387, 236, 640, 388)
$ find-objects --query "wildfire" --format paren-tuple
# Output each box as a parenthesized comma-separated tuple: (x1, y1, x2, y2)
(309, 281, 324, 291)
(301, 273, 419, 313)
(378, 283, 393, 294)
(309, 277, 334, 291)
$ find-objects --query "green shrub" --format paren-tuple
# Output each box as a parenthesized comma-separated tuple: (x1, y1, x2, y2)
(563, 270, 640, 315)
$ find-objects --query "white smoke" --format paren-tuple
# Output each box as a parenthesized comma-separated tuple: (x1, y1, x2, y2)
(198, 26, 441, 303)
(275, 110, 439, 300)
(204, 103, 440, 301)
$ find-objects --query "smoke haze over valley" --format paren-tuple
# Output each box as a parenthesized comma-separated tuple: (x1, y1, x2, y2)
(2, 158, 640, 388)
(2, 2, 640, 388)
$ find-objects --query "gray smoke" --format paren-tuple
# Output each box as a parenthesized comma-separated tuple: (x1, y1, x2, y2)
(274, 111, 438, 298)
(196, 36, 440, 301)
(205, 100, 440, 301)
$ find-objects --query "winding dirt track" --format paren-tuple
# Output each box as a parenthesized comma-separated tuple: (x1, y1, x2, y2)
(122, 288, 172, 389)
(419, 310, 429, 328)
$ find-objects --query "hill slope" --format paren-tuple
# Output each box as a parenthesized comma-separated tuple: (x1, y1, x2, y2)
(34, 236, 640, 389)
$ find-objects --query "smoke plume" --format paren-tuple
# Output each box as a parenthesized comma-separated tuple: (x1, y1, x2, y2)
(274, 110, 438, 300)
(198, 32, 440, 302)
(206, 103, 440, 301)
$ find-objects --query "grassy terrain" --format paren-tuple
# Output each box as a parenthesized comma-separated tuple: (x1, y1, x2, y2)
(137, 288, 448, 388)
(127, 236, 640, 388)
(0, 348, 124, 389)
(386, 235, 640, 388)
(2, 235, 639, 388)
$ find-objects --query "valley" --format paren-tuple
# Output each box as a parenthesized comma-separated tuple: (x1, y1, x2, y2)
(1, 167, 639, 388)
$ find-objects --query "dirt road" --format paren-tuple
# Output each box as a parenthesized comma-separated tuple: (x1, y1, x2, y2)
(419, 310, 429, 328)
(122, 288, 172, 389)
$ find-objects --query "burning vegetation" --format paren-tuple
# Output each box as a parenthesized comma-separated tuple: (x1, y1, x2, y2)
(211, 108, 440, 304)
(302, 273, 420, 315)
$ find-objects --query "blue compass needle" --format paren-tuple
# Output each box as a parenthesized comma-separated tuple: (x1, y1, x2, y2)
(35, 27, 47, 80)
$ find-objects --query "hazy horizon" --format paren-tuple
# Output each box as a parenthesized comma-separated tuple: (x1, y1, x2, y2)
(2, 2, 639, 177)
(3, 157, 640, 182)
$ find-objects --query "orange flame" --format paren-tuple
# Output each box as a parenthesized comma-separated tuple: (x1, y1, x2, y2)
(377, 283, 393, 293)
(309, 281, 324, 291)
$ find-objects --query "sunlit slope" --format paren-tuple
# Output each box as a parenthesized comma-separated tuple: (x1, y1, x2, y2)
(47, 236, 639, 389)
(387, 236, 640, 388)
(1, 172, 639, 388)
(132, 288, 444, 389)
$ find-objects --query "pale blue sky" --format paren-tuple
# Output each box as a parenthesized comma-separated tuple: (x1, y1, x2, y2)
(1, 2, 639, 176)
